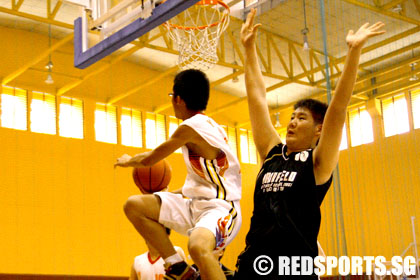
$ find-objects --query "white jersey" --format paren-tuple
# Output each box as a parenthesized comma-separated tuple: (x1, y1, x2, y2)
(180, 114, 241, 201)
(133, 246, 183, 280)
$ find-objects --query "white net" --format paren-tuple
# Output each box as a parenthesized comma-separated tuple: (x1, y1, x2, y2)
(165, 0, 230, 71)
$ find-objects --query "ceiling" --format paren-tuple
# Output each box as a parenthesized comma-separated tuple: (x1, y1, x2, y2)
(0, 0, 420, 128)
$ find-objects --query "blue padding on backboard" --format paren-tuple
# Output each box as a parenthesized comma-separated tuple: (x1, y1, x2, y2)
(74, 0, 200, 69)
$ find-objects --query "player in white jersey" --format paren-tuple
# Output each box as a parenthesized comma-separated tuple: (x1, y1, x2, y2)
(131, 246, 186, 280)
(115, 69, 242, 280)
(130, 228, 186, 280)
(131, 251, 166, 280)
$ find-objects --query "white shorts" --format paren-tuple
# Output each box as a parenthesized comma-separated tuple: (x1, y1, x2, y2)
(155, 192, 241, 251)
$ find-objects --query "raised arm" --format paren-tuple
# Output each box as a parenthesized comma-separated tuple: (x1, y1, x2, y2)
(313, 22, 385, 184)
(241, 9, 281, 160)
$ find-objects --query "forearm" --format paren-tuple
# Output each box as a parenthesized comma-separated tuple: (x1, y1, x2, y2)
(240, 9, 281, 157)
(314, 46, 363, 178)
(244, 45, 281, 157)
(330, 46, 362, 112)
(129, 145, 173, 167)
(321, 46, 362, 149)
(244, 45, 266, 103)
(127, 151, 152, 167)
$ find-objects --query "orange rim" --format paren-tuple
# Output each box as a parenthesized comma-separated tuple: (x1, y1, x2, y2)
(163, 0, 230, 31)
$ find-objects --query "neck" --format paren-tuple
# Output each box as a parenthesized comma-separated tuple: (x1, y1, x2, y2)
(148, 248, 160, 260)
(181, 110, 203, 120)
(285, 143, 315, 155)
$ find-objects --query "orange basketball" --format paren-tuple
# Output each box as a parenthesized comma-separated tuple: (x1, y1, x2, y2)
(132, 159, 172, 194)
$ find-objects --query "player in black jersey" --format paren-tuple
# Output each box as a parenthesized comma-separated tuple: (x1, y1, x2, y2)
(235, 9, 385, 279)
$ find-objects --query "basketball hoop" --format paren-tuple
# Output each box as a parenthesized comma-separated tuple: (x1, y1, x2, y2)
(164, 0, 230, 71)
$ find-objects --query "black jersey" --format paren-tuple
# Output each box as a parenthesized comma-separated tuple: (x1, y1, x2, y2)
(235, 143, 332, 279)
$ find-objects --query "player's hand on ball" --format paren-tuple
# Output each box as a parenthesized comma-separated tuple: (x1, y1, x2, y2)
(114, 154, 132, 168)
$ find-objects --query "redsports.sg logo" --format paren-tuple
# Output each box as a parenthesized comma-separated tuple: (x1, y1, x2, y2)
(253, 255, 418, 276)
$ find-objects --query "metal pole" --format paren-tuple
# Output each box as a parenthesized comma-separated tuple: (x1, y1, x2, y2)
(411, 216, 420, 278)
(319, 2, 349, 280)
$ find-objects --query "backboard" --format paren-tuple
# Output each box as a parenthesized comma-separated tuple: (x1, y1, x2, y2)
(71, 0, 200, 69)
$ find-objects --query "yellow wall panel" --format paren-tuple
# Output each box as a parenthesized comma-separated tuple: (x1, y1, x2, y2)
(3, 119, 420, 276)
(319, 129, 420, 265)
(0, 114, 261, 276)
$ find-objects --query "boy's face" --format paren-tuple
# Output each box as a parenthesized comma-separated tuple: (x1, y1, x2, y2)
(286, 107, 321, 150)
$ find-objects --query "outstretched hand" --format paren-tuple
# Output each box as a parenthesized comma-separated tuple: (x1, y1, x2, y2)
(114, 154, 132, 168)
(240, 8, 262, 48)
(346, 22, 385, 49)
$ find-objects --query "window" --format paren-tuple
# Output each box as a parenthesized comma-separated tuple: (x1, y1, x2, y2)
(145, 112, 166, 149)
(382, 94, 410, 137)
(121, 108, 142, 147)
(239, 129, 258, 164)
(30, 91, 56, 135)
(222, 125, 238, 158)
(339, 125, 348, 151)
(1, 86, 27, 130)
(248, 130, 258, 164)
(239, 129, 250, 163)
(349, 106, 374, 147)
(95, 103, 117, 144)
(168, 116, 181, 154)
(59, 97, 83, 139)
(411, 89, 420, 129)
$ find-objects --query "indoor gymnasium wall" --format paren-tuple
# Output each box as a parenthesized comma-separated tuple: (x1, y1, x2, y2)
(318, 117, 420, 264)
(0, 25, 261, 276)
(0, 95, 260, 277)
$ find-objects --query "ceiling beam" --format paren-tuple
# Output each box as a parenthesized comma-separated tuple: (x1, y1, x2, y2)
(355, 56, 420, 88)
(57, 32, 164, 96)
(57, 45, 141, 96)
(107, 66, 179, 105)
(1, 33, 74, 86)
(373, 78, 420, 99)
(0, 6, 73, 29)
(28, 67, 81, 80)
(212, 71, 245, 87)
(315, 25, 420, 85)
(208, 96, 247, 117)
(228, 0, 243, 7)
(12, 0, 25, 11)
(153, 103, 173, 114)
(373, 0, 383, 7)
(154, 69, 246, 114)
(48, 0, 63, 20)
(197, 35, 420, 117)
(381, 0, 408, 10)
(354, 67, 420, 96)
(414, 0, 420, 14)
(205, 76, 327, 118)
(340, 0, 420, 26)
(317, 40, 420, 86)
(268, 36, 291, 78)
(227, 55, 420, 128)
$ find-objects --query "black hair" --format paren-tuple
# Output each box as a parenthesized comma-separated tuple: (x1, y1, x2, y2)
(173, 69, 210, 111)
(294, 98, 328, 124)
